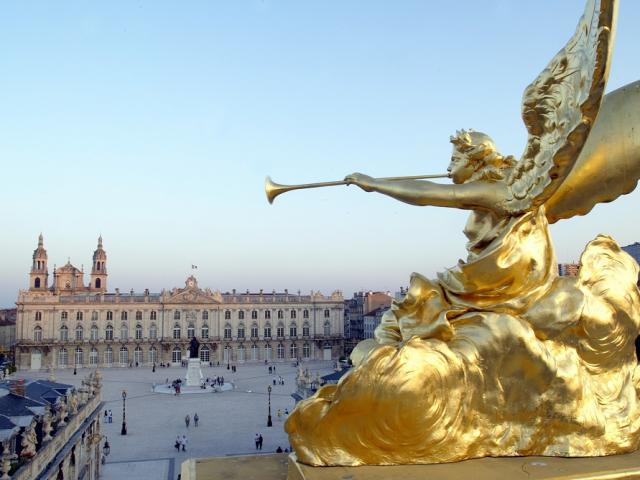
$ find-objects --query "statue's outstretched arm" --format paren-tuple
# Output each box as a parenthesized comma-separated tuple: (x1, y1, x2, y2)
(345, 173, 506, 212)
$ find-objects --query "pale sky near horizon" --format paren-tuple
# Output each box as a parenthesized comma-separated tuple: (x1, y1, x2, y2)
(1, 1, 639, 308)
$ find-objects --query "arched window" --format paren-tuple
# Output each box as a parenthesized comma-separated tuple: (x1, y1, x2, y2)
(33, 326, 42, 342)
(95, 278, 101, 289)
(135, 311, 143, 321)
(237, 324, 245, 339)
(277, 343, 285, 359)
(202, 311, 209, 321)
(60, 325, 68, 341)
(303, 322, 310, 337)
(75, 325, 83, 341)
(150, 310, 157, 320)
(35, 311, 42, 321)
(289, 322, 297, 337)
(90, 348, 98, 365)
(75, 347, 83, 365)
(200, 346, 210, 363)
(106, 311, 113, 321)
(238, 344, 245, 362)
(290, 343, 298, 359)
(276, 323, 284, 338)
(224, 324, 232, 340)
(104, 347, 113, 365)
(135, 324, 143, 340)
(149, 346, 157, 364)
(105, 324, 114, 341)
(149, 324, 157, 340)
(277, 310, 284, 320)
(174, 311, 181, 320)
(58, 348, 68, 367)
(187, 324, 195, 339)
(61, 311, 68, 321)
(91, 324, 99, 340)
(239, 311, 245, 320)
(324, 309, 330, 318)
(291, 310, 297, 319)
(201, 324, 209, 339)
(134, 346, 143, 365)
(172, 347, 182, 364)
(251, 310, 258, 320)
(120, 324, 129, 340)
(34, 278, 41, 288)
(121, 311, 128, 321)
(251, 344, 259, 361)
(91, 311, 98, 321)
(250, 323, 259, 338)
(264, 323, 272, 338)
(119, 346, 129, 365)
(303, 342, 310, 359)
(173, 324, 181, 340)
(224, 310, 231, 320)
(76, 311, 83, 321)
(324, 320, 331, 336)
(265, 310, 271, 320)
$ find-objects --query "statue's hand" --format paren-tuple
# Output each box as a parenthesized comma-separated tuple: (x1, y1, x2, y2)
(344, 172, 376, 192)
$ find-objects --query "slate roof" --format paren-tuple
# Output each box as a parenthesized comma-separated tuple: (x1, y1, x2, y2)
(0, 392, 45, 416)
(25, 380, 72, 405)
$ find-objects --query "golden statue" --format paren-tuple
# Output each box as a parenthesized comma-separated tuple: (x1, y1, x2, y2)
(282, 0, 640, 466)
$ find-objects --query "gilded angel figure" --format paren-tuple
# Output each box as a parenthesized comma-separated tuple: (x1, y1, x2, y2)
(286, 0, 640, 466)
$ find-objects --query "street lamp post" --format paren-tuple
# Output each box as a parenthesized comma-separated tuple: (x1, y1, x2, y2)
(267, 385, 273, 427)
(120, 390, 127, 435)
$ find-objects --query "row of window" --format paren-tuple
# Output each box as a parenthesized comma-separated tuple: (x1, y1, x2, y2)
(34, 308, 334, 322)
(35, 320, 332, 342)
(53, 342, 313, 366)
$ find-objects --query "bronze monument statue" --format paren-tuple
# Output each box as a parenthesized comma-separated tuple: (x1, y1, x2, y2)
(188, 337, 200, 359)
(269, 0, 640, 467)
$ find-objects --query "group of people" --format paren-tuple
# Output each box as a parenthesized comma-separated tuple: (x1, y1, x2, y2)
(272, 376, 285, 386)
(103, 409, 113, 423)
(205, 376, 225, 387)
(267, 365, 277, 374)
(185, 413, 199, 428)
(175, 434, 188, 452)
(276, 408, 289, 420)
(254, 433, 264, 450)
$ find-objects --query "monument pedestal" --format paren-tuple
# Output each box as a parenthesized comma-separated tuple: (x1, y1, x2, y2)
(180, 451, 640, 480)
(185, 358, 203, 387)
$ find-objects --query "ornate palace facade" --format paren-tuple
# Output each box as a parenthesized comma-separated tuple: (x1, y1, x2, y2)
(15, 236, 345, 370)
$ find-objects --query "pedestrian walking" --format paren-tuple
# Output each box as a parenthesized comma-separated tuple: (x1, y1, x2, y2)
(255, 433, 260, 450)
(185, 414, 190, 428)
(194, 413, 199, 427)
(175, 435, 181, 451)
(181, 434, 187, 452)
(258, 434, 263, 450)
(104, 410, 108, 422)
(108, 410, 113, 423)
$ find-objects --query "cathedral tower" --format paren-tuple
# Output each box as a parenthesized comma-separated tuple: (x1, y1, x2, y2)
(90, 235, 107, 292)
(29, 233, 49, 291)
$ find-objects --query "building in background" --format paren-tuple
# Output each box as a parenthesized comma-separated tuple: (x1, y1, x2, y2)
(344, 291, 393, 353)
(15, 236, 345, 370)
(558, 263, 581, 277)
(0, 309, 16, 362)
(622, 243, 640, 285)
(0, 372, 104, 480)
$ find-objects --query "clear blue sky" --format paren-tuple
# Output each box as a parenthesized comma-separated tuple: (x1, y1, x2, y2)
(1, 1, 639, 307)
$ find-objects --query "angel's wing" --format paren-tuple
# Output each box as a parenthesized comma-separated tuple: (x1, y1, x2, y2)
(504, 0, 617, 214)
(544, 81, 640, 224)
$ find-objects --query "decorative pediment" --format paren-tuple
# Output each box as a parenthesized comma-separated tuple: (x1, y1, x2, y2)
(163, 276, 222, 304)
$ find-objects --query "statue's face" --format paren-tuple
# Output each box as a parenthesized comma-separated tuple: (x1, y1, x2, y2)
(447, 147, 475, 184)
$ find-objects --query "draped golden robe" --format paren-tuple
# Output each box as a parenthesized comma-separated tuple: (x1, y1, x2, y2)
(286, 208, 640, 466)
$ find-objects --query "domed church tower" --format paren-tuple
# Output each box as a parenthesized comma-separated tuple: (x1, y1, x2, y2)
(90, 235, 107, 292)
(29, 233, 49, 291)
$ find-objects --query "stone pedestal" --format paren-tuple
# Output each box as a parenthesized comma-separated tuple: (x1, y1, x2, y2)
(180, 451, 640, 480)
(185, 358, 203, 387)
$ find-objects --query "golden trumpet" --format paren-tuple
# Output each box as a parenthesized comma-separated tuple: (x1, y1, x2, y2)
(265, 173, 450, 204)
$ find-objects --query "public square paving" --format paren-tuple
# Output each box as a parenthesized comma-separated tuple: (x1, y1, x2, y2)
(19, 360, 336, 480)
